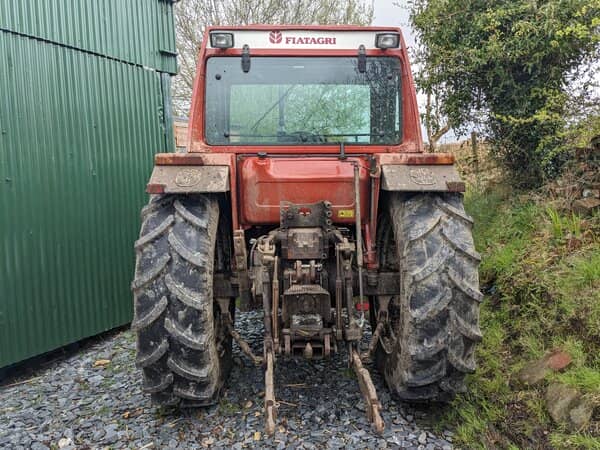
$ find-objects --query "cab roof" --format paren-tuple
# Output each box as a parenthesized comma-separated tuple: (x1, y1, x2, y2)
(205, 25, 405, 51)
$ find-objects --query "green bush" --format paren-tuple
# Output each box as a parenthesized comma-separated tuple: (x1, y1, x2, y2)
(409, 0, 600, 186)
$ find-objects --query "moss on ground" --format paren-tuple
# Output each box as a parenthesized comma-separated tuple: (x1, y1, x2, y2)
(439, 183, 600, 449)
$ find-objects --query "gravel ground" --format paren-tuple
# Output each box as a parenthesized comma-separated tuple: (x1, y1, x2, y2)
(0, 311, 454, 449)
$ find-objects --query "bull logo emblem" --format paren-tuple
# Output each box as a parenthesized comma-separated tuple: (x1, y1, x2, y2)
(175, 169, 201, 187)
(409, 168, 436, 185)
(269, 30, 282, 44)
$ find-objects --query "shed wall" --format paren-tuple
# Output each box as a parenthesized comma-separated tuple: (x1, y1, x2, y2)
(0, 0, 177, 73)
(0, 2, 176, 368)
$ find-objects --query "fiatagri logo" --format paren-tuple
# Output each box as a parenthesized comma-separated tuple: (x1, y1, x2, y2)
(269, 30, 336, 45)
(269, 31, 282, 44)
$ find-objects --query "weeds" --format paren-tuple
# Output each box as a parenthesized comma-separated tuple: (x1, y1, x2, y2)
(546, 207, 584, 240)
(547, 207, 564, 239)
(549, 432, 600, 450)
(218, 399, 241, 415)
(443, 185, 600, 448)
(566, 252, 600, 289)
(567, 212, 583, 238)
(556, 367, 600, 395)
(339, 367, 356, 379)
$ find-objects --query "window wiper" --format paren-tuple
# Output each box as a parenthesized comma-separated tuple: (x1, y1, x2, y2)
(223, 131, 394, 143)
(249, 86, 296, 132)
(319, 132, 388, 138)
(223, 131, 326, 143)
(223, 132, 279, 139)
(318, 132, 394, 143)
(280, 131, 326, 143)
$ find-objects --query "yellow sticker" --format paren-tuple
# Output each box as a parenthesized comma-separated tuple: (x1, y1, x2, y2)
(338, 209, 355, 218)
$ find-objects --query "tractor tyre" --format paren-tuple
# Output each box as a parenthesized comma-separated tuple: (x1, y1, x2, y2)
(131, 194, 233, 407)
(375, 193, 483, 401)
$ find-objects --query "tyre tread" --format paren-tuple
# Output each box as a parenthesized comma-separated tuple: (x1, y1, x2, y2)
(378, 193, 482, 401)
(132, 194, 231, 407)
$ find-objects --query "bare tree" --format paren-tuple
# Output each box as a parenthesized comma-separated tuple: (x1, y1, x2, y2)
(423, 90, 451, 152)
(172, 0, 374, 116)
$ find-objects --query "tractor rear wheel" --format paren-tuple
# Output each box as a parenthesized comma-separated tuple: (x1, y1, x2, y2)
(375, 193, 483, 401)
(132, 194, 233, 406)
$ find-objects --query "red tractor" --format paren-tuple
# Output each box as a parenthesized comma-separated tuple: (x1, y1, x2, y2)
(132, 25, 482, 434)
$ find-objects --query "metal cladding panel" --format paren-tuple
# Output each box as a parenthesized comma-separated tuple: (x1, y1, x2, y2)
(0, 31, 170, 368)
(0, 0, 177, 74)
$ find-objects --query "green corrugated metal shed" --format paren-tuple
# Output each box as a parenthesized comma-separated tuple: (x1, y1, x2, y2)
(0, 0, 177, 74)
(0, 0, 177, 368)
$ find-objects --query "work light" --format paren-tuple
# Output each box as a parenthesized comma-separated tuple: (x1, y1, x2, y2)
(375, 33, 400, 49)
(210, 32, 234, 49)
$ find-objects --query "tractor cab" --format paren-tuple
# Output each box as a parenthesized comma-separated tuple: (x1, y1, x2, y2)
(135, 26, 481, 436)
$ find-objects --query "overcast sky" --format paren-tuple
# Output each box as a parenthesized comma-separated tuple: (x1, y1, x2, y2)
(373, 1, 414, 48)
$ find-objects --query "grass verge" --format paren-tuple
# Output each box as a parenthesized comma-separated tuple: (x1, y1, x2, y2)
(439, 183, 600, 449)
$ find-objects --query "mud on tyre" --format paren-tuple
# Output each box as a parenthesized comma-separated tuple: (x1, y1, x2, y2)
(375, 193, 483, 401)
(131, 194, 233, 406)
